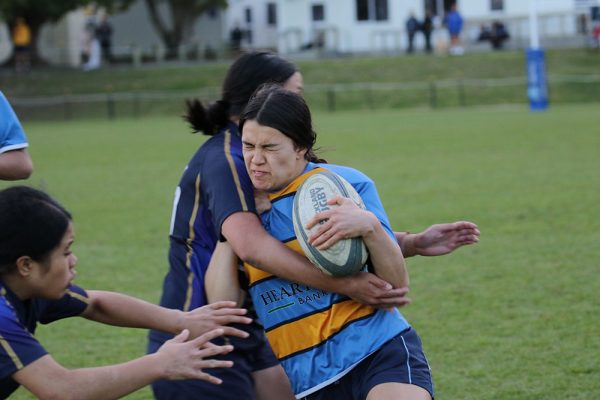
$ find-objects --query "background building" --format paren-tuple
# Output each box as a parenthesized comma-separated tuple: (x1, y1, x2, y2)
(1, 0, 599, 66)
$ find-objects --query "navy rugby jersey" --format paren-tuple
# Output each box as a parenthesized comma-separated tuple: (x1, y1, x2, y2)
(244, 164, 410, 397)
(0, 282, 89, 398)
(149, 122, 257, 346)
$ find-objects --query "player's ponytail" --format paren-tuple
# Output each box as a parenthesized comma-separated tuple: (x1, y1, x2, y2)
(184, 98, 230, 136)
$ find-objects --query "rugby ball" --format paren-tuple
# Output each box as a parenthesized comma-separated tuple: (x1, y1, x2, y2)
(292, 170, 368, 276)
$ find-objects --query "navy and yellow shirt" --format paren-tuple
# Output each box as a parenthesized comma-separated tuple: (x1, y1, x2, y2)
(0, 282, 89, 398)
(244, 163, 410, 397)
(149, 122, 257, 346)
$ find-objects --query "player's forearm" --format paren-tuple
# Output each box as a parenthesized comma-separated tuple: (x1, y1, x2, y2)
(205, 242, 242, 304)
(15, 354, 164, 400)
(222, 213, 347, 294)
(84, 290, 182, 334)
(58, 356, 163, 400)
(365, 225, 409, 288)
(394, 231, 419, 258)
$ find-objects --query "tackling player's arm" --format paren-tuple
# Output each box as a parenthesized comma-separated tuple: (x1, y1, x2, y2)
(394, 221, 480, 257)
(81, 290, 251, 339)
(205, 241, 244, 305)
(222, 212, 411, 308)
(12, 329, 233, 400)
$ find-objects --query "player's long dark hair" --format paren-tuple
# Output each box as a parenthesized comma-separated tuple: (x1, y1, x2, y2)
(0, 186, 72, 275)
(185, 51, 298, 136)
(239, 84, 326, 163)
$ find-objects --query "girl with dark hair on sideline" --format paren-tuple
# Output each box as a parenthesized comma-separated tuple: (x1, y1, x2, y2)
(0, 186, 253, 399)
(149, 51, 479, 400)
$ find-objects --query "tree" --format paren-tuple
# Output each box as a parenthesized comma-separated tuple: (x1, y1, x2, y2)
(144, 0, 227, 59)
(0, 0, 134, 65)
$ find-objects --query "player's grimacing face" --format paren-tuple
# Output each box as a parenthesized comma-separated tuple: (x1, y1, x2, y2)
(242, 120, 307, 192)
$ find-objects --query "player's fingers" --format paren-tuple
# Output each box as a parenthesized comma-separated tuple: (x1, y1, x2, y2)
(373, 297, 412, 309)
(190, 328, 225, 348)
(453, 221, 478, 229)
(305, 211, 332, 230)
(215, 314, 253, 324)
(167, 329, 190, 344)
(375, 286, 410, 299)
(208, 301, 241, 310)
(366, 274, 393, 290)
(220, 326, 251, 338)
(198, 372, 223, 385)
(326, 196, 351, 206)
(198, 344, 234, 358)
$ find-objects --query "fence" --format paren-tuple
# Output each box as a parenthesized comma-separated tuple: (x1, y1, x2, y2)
(10, 74, 600, 121)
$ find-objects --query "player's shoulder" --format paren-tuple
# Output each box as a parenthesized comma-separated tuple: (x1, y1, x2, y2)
(317, 163, 374, 186)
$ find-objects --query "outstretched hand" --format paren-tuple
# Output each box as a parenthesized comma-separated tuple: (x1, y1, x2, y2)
(182, 301, 252, 339)
(158, 328, 234, 383)
(406, 221, 480, 257)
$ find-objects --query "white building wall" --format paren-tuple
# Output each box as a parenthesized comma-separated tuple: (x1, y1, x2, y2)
(277, 0, 422, 54)
(226, 0, 278, 50)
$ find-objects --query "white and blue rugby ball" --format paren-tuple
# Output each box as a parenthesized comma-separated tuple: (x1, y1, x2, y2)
(292, 170, 368, 276)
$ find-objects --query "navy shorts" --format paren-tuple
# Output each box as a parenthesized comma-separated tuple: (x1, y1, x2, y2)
(302, 328, 434, 400)
(148, 322, 279, 400)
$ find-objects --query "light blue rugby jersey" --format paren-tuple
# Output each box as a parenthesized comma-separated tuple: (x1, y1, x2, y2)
(0, 92, 29, 154)
(245, 162, 410, 398)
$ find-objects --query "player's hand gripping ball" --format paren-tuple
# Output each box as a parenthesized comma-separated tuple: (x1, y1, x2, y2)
(293, 170, 368, 276)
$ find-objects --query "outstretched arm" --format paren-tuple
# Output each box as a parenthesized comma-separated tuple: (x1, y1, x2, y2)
(395, 221, 480, 257)
(82, 290, 251, 339)
(13, 329, 234, 400)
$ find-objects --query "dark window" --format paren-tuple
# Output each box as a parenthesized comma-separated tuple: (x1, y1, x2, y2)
(312, 4, 325, 21)
(356, 0, 388, 21)
(375, 0, 388, 20)
(491, 0, 504, 11)
(267, 3, 277, 25)
(245, 7, 252, 23)
(356, 0, 369, 21)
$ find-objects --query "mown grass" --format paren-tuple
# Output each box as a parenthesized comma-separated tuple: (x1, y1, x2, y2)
(2, 102, 599, 399)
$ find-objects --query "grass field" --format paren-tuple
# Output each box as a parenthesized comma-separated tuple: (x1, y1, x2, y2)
(3, 103, 599, 399)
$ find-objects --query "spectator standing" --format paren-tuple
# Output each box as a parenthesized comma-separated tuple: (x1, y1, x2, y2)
(230, 25, 243, 54)
(81, 22, 101, 71)
(11, 18, 32, 73)
(445, 3, 464, 55)
(422, 10, 434, 53)
(593, 22, 600, 48)
(405, 13, 420, 54)
(96, 15, 114, 64)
